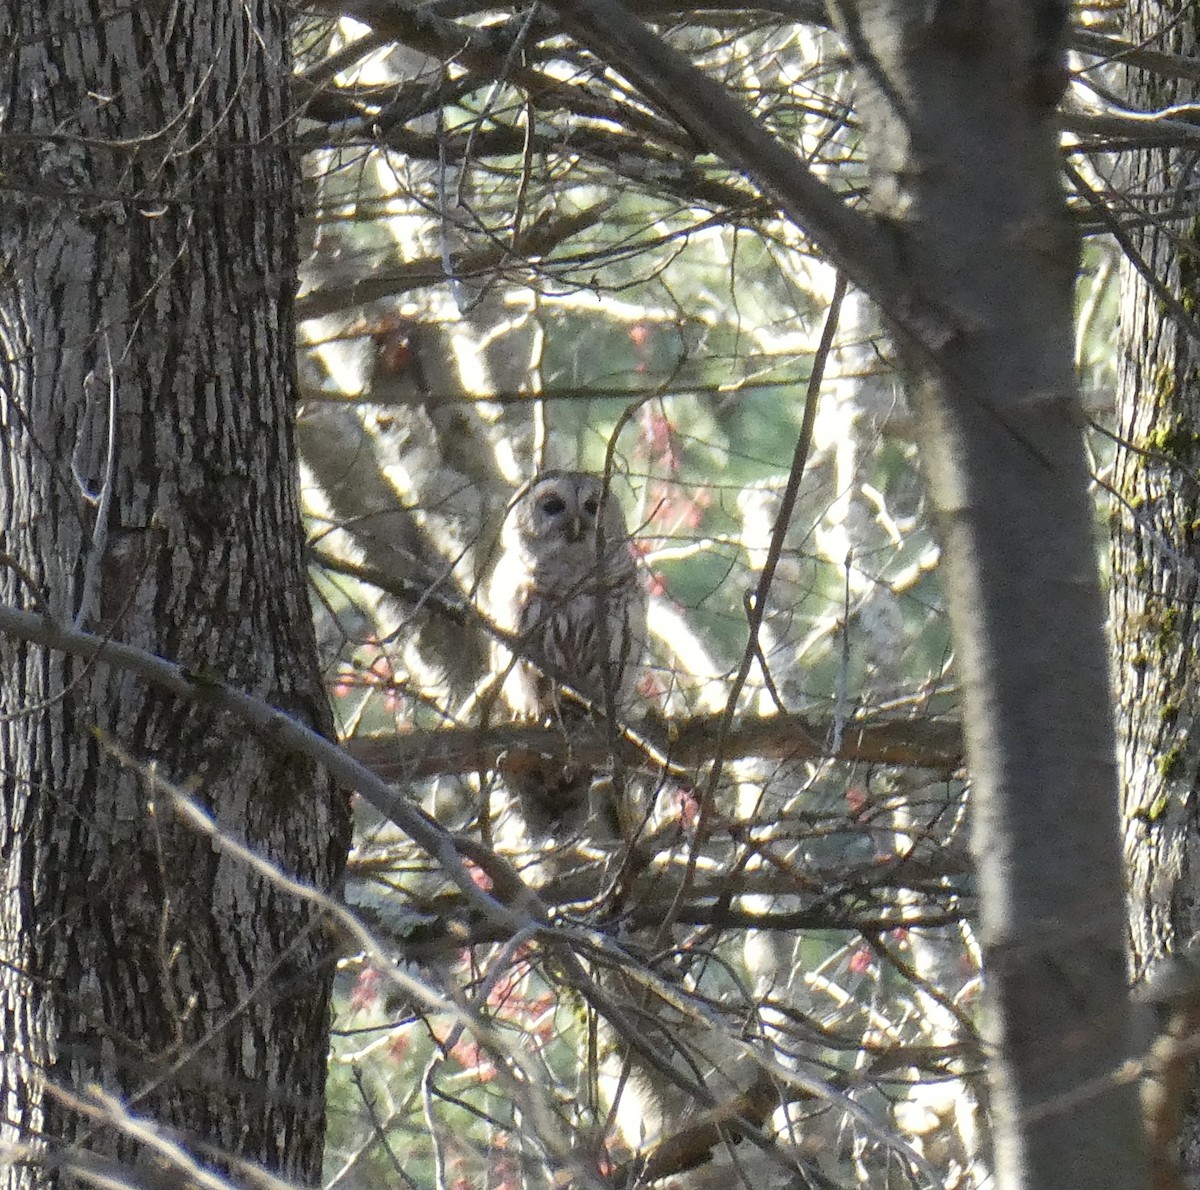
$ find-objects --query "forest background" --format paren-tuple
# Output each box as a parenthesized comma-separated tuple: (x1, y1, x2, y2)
(1, 2, 1197, 1190)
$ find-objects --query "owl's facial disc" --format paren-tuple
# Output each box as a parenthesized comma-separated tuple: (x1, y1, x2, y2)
(567, 493, 601, 543)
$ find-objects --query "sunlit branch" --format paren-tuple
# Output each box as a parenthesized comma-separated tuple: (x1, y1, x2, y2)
(342, 711, 962, 782)
(0, 600, 538, 933)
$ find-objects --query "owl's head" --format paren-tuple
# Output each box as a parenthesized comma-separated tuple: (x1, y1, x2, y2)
(507, 471, 630, 550)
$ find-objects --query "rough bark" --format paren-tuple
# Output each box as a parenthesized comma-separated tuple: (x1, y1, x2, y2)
(843, 4, 1146, 1188)
(0, 3, 349, 1185)
(1110, 3, 1200, 1183)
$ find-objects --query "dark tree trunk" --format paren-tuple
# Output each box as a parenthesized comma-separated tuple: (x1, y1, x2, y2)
(0, 3, 349, 1185)
(1110, 2, 1200, 1181)
(844, 5, 1146, 1187)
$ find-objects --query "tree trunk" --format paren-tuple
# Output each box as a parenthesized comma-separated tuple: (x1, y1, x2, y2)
(0, 3, 349, 1185)
(1110, 2, 1200, 1181)
(844, 5, 1146, 1187)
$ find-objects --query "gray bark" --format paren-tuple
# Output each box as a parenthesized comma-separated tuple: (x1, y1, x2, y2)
(1110, 3, 1200, 1183)
(0, 3, 349, 1185)
(842, 4, 1147, 1188)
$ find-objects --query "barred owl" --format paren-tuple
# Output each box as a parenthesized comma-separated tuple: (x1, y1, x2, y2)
(486, 471, 647, 827)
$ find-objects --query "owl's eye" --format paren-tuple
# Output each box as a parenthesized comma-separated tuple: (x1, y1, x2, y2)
(539, 494, 566, 516)
(582, 496, 599, 517)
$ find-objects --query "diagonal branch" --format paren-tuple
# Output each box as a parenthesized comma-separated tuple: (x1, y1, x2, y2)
(541, 0, 953, 355)
(0, 601, 538, 933)
(297, 199, 616, 320)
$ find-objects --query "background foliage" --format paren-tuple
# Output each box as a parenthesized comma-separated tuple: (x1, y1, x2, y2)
(281, 2, 1153, 1187)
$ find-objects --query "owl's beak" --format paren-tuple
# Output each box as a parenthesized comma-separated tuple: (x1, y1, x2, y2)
(567, 517, 583, 542)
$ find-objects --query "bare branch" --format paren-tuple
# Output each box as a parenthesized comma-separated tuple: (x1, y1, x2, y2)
(342, 712, 962, 781)
(0, 601, 540, 933)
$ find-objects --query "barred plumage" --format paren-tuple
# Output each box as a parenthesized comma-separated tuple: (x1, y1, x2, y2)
(486, 471, 646, 826)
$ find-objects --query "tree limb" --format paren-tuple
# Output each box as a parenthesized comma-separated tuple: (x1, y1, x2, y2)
(342, 711, 963, 782)
(0, 601, 538, 933)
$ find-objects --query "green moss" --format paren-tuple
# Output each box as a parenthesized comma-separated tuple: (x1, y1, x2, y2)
(1154, 362, 1176, 403)
(1142, 419, 1200, 460)
(1158, 745, 1186, 782)
(1132, 793, 1171, 824)
(1160, 702, 1180, 726)
(1155, 606, 1181, 655)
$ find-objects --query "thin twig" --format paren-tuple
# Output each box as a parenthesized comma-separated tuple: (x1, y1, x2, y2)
(657, 271, 848, 946)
